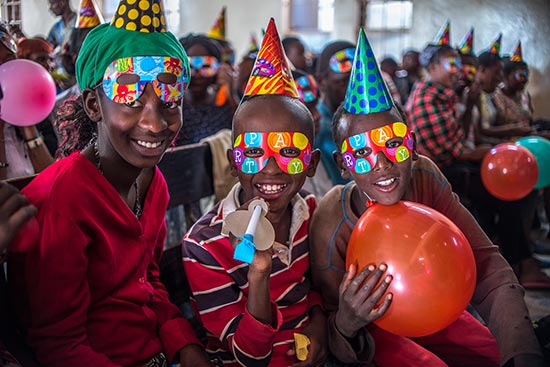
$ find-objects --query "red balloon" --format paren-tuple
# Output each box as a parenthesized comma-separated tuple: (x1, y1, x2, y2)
(481, 143, 538, 201)
(346, 201, 476, 337)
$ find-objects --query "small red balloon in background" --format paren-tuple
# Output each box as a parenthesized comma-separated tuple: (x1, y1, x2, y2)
(0, 59, 57, 126)
(346, 201, 476, 337)
(481, 143, 538, 201)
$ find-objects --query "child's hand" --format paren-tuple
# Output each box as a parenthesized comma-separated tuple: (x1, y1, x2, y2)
(287, 306, 328, 366)
(334, 263, 393, 338)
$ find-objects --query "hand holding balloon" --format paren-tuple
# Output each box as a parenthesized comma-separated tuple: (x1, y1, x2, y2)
(0, 59, 57, 126)
(334, 263, 393, 338)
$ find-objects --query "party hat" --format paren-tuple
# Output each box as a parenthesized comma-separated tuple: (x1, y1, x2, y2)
(248, 33, 259, 53)
(207, 6, 226, 41)
(434, 20, 450, 46)
(76, 0, 104, 28)
(243, 18, 299, 99)
(343, 28, 393, 114)
(510, 41, 522, 62)
(457, 27, 474, 56)
(488, 33, 502, 55)
(111, 0, 167, 32)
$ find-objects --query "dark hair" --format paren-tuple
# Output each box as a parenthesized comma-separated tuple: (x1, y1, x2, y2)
(381, 57, 398, 69)
(503, 58, 527, 77)
(477, 51, 501, 68)
(331, 104, 408, 147)
(316, 40, 355, 77)
(420, 44, 455, 67)
(179, 34, 222, 60)
(54, 95, 96, 159)
(235, 94, 315, 140)
(282, 36, 302, 50)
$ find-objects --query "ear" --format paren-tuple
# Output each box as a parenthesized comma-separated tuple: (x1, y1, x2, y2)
(306, 149, 320, 178)
(333, 151, 351, 180)
(226, 148, 239, 177)
(82, 87, 102, 122)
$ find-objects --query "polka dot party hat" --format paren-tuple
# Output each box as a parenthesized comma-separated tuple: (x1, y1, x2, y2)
(488, 33, 502, 55)
(457, 27, 474, 56)
(243, 18, 299, 99)
(343, 28, 393, 115)
(111, 0, 167, 33)
(434, 20, 450, 46)
(207, 6, 226, 41)
(76, 0, 104, 28)
(510, 41, 522, 62)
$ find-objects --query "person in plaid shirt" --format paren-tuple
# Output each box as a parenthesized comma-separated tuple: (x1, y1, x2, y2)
(405, 44, 489, 168)
(406, 42, 550, 290)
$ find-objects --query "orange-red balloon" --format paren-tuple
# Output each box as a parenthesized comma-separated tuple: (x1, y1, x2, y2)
(346, 201, 476, 337)
(481, 143, 538, 201)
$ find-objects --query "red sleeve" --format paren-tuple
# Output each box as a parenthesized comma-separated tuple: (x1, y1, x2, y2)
(147, 221, 202, 363)
(8, 213, 120, 367)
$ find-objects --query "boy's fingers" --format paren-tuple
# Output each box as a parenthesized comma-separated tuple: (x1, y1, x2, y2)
(369, 293, 393, 321)
(359, 273, 393, 312)
(338, 264, 356, 294)
(357, 264, 389, 303)
(346, 264, 376, 296)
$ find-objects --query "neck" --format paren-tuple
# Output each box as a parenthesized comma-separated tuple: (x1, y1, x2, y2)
(267, 204, 292, 245)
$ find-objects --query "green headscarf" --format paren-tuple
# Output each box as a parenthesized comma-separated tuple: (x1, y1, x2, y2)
(76, 23, 188, 90)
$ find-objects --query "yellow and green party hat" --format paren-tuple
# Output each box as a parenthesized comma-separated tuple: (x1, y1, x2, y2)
(457, 27, 474, 56)
(343, 28, 393, 114)
(488, 33, 502, 55)
(510, 41, 522, 62)
(111, 0, 167, 32)
(207, 6, 226, 41)
(76, 0, 104, 28)
(243, 18, 299, 99)
(434, 20, 450, 46)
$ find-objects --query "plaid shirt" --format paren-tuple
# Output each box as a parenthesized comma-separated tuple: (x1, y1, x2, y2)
(406, 79, 465, 168)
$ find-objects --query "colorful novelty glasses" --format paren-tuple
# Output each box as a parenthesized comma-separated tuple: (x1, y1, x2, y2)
(329, 48, 355, 73)
(103, 56, 187, 104)
(189, 55, 220, 78)
(514, 69, 529, 81)
(233, 132, 312, 175)
(341, 122, 414, 174)
(295, 74, 319, 103)
(442, 56, 463, 73)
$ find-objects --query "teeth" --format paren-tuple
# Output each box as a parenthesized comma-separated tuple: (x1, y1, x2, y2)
(137, 140, 162, 149)
(375, 177, 397, 186)
(255, 184, 287, 194)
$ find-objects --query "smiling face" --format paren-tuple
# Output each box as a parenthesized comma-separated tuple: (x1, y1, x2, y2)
(229, 95, 319, 215)
(334, 108, 414, 205)
(92, 82, 183, 170)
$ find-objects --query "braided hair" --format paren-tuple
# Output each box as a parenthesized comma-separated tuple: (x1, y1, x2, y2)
(54, 95, 96, 159)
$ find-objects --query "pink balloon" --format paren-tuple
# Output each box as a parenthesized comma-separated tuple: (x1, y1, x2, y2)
(0, 59, 57, 126)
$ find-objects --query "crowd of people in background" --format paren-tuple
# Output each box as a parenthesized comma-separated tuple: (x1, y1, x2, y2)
(0, 0, 549, 366)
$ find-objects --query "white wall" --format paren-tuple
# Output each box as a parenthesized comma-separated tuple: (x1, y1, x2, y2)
(21, 0, 550, 118)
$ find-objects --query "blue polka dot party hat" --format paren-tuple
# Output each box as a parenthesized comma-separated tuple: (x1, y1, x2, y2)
(111, 0, 167, 32)
(343, 28, 393, 114)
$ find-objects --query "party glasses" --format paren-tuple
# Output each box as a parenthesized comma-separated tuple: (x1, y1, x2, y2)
(341, 122, 414, 174)
(442, 56, 463, 73)
(233, 131, 312, 175)
(189, 55, 220, 78)
(514, 69, 529, 81)
(103, 56, 188, 104)
(295, 74, 319, 103)
(329, 48, 355, 73)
